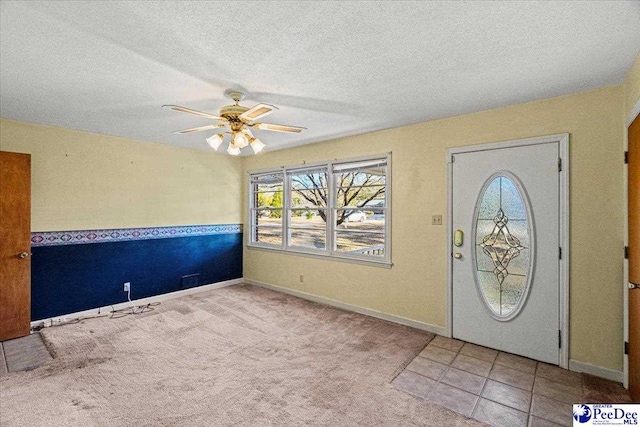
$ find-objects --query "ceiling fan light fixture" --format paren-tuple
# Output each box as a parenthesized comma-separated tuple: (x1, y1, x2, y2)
(233, 132, 249, 148)
(227, 143, 241, 156)
(206, 134, 224, 150)
(250, 138, 265, 154)
(242, 127, 254, 139)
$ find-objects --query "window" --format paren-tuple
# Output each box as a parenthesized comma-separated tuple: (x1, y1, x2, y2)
(248, 154, 391, 265)
(288, 166, 328, 251)
(473, 173, 533, 320)
(250, 172, 284, 246)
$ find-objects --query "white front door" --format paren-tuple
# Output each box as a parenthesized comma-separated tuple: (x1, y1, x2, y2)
(451, 140, 561, 364)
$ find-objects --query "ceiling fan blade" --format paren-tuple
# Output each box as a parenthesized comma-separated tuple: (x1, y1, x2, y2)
(172, 124, 226, 134)
(253, 122, 306, 133)
(163, 105, 224, 121)
(239, 103, 278, 122)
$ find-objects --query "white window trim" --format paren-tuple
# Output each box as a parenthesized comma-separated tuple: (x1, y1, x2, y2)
(247, 153, 392, 267)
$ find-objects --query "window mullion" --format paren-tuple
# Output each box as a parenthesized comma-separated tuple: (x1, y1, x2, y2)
(283, 172, 290, 250)
(327, 161, 336, 256)
(250, 182, 256, 244)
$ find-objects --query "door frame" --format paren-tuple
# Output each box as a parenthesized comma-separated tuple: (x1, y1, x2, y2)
(445, 133, 570, 369)
(624, 97, 640, 389)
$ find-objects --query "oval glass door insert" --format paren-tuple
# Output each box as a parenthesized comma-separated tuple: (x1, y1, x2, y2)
(473, 172, 534, 321)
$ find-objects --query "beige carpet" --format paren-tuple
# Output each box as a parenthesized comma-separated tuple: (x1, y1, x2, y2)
(0, 284, 481, 426)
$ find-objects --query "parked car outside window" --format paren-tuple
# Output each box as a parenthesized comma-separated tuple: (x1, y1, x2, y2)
(345, 210, 367, 222)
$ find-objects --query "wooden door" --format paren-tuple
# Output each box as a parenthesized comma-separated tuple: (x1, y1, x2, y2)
(630, 115, 640, 400)
(0, 151, 31, 341)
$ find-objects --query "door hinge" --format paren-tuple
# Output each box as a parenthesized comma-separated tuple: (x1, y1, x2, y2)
(625, 246, 629, 259)
(558, 330, 562, 348)
(558, 158, 562, 172)
(625, 151, 629, 164)
(559, 247, 562, 260)
(625, 341, 629, 355)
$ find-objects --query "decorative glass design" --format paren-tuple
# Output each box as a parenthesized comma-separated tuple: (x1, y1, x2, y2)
(474, 174, 532, 320)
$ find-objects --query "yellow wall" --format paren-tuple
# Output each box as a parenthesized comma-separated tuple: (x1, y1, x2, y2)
(0, 119, 243, 231)
(2, 67, 635, 372)
(244, 85, 625, 371)
(624, 53, 640, 119)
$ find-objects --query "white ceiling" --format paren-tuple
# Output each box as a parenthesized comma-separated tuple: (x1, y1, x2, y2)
(1, 1, 639, 154)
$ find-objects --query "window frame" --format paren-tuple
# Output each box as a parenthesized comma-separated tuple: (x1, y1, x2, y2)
(247, 153, 392, 267)
(248, 171, 285, 250)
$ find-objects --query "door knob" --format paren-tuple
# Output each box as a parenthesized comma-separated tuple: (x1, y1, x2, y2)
(454, 252, 462, 259)
(630, 283, 639, 290)
(18, 252, 29, 259)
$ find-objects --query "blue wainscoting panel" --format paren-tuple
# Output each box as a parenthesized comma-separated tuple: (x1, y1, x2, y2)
(30, 225, 242, 320)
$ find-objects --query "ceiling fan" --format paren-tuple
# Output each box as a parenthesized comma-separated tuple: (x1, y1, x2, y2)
(164, 90, 306, 155)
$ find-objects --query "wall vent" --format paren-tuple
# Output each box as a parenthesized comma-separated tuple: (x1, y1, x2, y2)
(180, 273, 200, 289)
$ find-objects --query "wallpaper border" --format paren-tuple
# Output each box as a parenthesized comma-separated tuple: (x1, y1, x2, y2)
(31, 224, 243, 247)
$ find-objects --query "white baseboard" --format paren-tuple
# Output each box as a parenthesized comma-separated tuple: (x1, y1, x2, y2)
(31, 278, 243, 328)
(248, 280, 623, 383)
(244, 278, 447, 336)
(569, 359, 624, 383)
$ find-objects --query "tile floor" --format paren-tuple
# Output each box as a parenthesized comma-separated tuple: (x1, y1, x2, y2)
(392, 335, 633, 427)
(0, 333, 52, 374)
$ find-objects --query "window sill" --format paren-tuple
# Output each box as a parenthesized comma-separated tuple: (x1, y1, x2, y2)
(246, 244, 393, 269)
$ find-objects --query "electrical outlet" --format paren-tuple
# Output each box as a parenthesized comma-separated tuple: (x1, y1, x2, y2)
(123, 282, 130, 292)
(432, 215, 443, 226)
(299, 275, 304, 283)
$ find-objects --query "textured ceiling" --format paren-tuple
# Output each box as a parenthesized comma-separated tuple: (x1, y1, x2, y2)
(1, 1, 639, 154)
